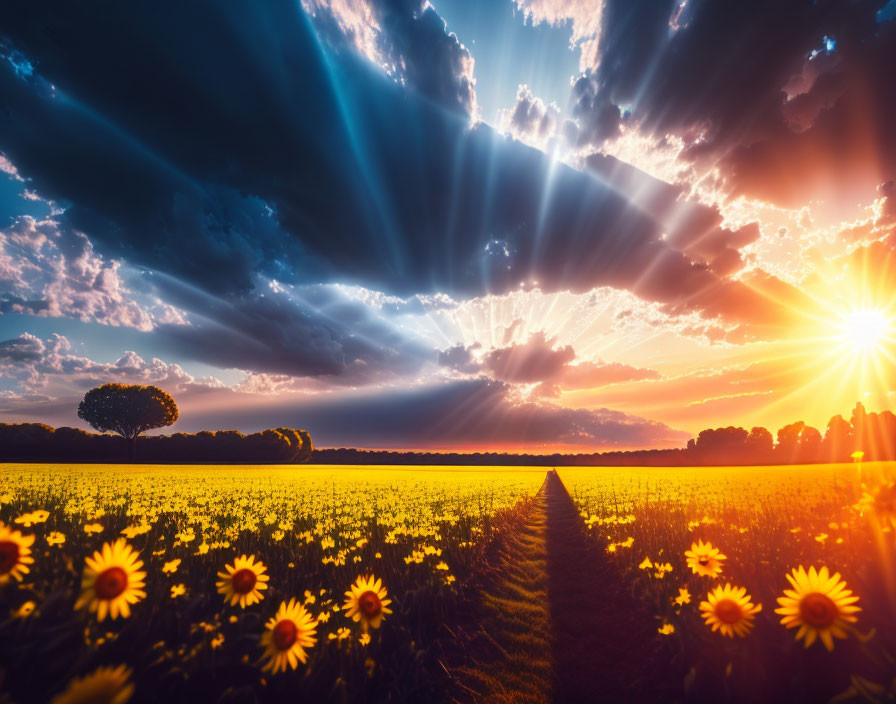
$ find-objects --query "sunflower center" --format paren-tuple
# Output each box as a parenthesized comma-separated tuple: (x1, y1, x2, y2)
(0, 541, 20, 573)
(94, 566, 129, 600)
(714, 599, 743, 624)
(698, 556, 710, 566)
(272, 619, 298, 650)
(358, 590, 382, 618)
(799, 592, 838, 628)
(231, 568, 257, 594)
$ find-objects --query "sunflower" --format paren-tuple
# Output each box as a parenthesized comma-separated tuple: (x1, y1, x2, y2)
(685, 539, 726, 577)
(216, 554, 269, 608)
(51, 664, 134, 704)
(775, 565, 861, 651)
(343, 574, 392, 632)
(699, 583, 762, 637)
(0, 521, 35, 584)
(75, 539, 146, 622)
(260, 598, 318, 673)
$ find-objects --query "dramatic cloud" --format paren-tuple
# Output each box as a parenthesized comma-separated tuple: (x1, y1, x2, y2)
(482, 332, 575, 383)
(0, 214, 433, 383)
(565, 0, 895, 207)
(0, 0, 798, 340)
(443, 332, 662, 390)
(0, 247, 446, 400)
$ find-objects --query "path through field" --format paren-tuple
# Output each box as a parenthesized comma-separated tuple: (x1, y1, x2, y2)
(458, 470, 665, 703)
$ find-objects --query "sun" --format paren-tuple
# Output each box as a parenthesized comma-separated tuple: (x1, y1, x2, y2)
(841, 309, 890, 350)
(761, 296, 896, 426)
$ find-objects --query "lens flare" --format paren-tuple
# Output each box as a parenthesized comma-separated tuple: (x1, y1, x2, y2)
(841, 309, 889, 351)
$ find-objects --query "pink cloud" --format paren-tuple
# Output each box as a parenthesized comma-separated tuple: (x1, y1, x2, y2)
(447, 331, 662, 390)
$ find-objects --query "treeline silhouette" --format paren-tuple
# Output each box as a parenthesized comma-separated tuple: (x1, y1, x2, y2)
(313, 402, 894, 466)
(0, 424, 312, 464)
(1, 402, 891, 466)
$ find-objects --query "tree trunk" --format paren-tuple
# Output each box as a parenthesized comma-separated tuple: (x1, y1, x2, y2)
(127, 435, 137, 463)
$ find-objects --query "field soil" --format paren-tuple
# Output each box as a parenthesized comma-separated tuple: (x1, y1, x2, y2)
(453, 471, 671, 703)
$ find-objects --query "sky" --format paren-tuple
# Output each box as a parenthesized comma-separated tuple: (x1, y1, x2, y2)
(1, 0, 896, 452)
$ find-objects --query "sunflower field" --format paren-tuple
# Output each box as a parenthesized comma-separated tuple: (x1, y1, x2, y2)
(564, 462, 896, 703)
(0, 464, 543, 703)
(1, 462, 896, 704)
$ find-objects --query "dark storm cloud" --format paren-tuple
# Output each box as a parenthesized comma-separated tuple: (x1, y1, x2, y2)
(0, 0, 799, 356)
(578, 0, 896, 205)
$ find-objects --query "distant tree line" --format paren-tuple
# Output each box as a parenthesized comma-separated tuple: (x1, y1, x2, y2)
(0, 399, 889, 466)
(312, 402, 891, 466)
(682, 402, 892, 465)
(0, 424, 313, 464)
(310, 447, 688, 467)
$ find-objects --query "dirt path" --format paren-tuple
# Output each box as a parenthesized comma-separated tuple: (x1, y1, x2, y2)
(456, 482, 553, 704)
(544, 470, 663, 703)
(455, 471, 665, 704)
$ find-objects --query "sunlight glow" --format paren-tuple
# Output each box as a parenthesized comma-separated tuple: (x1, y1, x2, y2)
(841, 309, 890, 351)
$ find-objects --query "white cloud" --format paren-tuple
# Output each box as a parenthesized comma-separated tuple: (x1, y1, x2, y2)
(514, 0, 605, 72)
(0, 154, 23, 180)
(0, 215, 189, 331)
(302, 0, 382, 69)
(498, 84, 569, 154)
(0, 332, 221, 397)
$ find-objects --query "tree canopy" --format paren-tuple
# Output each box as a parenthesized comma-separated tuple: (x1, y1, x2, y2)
(78, 383, 179, 440)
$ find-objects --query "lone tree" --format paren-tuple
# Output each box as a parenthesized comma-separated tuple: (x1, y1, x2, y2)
(78, 383, 178, 461)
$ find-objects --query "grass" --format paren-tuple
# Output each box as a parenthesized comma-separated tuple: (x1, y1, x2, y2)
(457, 486, 552, 704)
